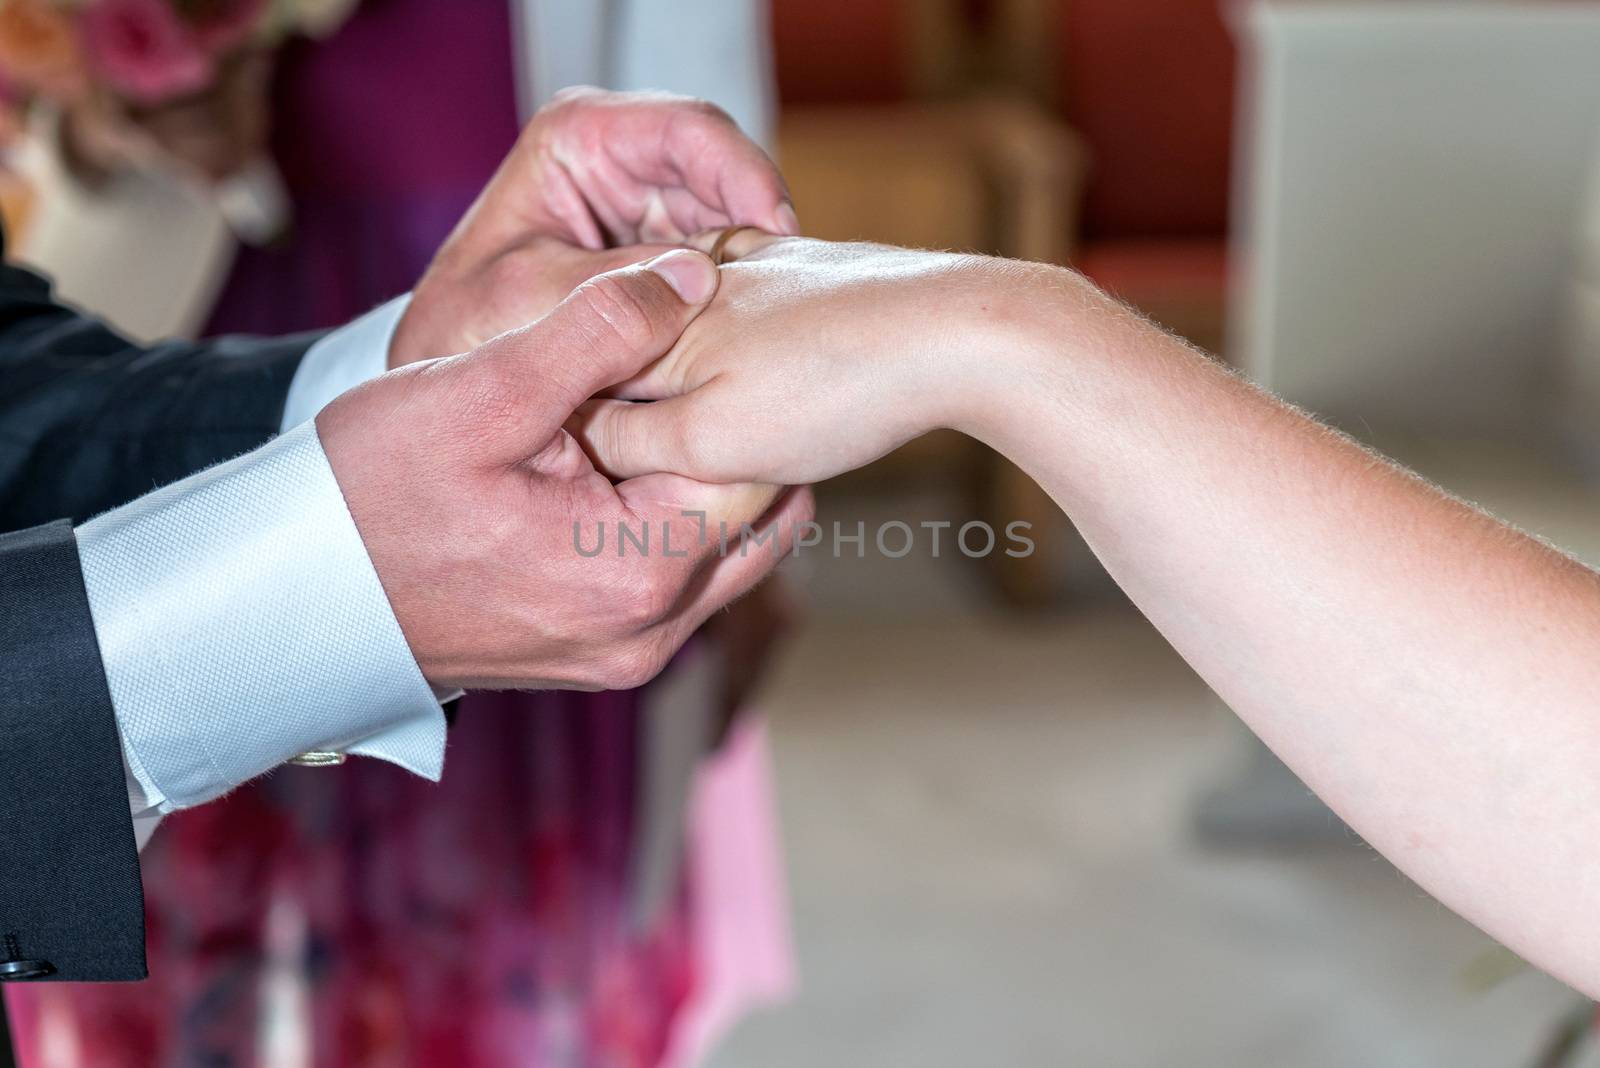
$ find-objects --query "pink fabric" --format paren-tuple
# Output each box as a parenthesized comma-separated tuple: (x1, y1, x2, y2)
(6, 695, 801, 1068)
(4, 5, 796, 1061)
(664, 717, 798, 1068)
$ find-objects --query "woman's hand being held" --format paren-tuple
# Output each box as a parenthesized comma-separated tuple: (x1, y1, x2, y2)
(570, 235, 1054, 486)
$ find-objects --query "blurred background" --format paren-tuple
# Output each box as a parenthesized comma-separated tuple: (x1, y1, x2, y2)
(727, 5, 1600, 1066)
(5, 0, 1600, 1065)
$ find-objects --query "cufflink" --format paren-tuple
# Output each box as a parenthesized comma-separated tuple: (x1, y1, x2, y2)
(0, 934, 54, 981)
(287, 750, 347, 767)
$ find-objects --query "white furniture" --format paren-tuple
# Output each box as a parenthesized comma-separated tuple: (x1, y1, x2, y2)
(1230, 1, 1600, 438)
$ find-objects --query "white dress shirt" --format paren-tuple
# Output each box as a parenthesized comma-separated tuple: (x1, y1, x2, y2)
(24, 0, 775, 856)
(72, 297, 445, 848)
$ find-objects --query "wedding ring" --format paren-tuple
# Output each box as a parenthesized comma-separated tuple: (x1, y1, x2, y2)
(709, 225, 761, 266)
(288, 750, 348, 767)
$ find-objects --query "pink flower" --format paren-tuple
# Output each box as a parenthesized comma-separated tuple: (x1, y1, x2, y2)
(80, 0, 213, 105)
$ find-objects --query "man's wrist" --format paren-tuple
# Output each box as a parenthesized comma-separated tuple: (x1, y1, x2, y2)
(78, 421, 446, 810)
(281, 295, 412, 430)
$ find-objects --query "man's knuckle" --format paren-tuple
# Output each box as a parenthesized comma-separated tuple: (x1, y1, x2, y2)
(574, 275, 662, 355)
(624, 629, 675, 687)
(585, 634, 663, 691)
(606, 565, 665, 628)
(639, 565, 683, 623)
(582, 273, 651, 324)
(611, 636, 673, 690)
(685, 97, 731, 124)
(544, 85, 597, 119)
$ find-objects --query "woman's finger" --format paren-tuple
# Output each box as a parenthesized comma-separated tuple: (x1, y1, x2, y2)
(568, 395, 706, 481)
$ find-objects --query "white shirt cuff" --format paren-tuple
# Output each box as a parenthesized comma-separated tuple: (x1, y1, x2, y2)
(79, 420, 446, 812)
(279, 294, 412, 430)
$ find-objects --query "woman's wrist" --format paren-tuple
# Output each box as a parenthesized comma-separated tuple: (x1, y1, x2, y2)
(927, 258, 1076, 446)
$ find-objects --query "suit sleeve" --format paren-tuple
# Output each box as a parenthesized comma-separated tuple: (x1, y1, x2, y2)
(0, 236, 316, 528)
(0, 519, 145, 982)
(0, 237, 315, 983)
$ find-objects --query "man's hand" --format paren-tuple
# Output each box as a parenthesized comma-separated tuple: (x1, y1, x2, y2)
(318, 250, 812, 691)
(395, 236, 680, 366)
(389, 87, 799, 369)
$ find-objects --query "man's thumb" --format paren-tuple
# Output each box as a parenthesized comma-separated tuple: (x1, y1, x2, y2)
(464, 249, 718, 463)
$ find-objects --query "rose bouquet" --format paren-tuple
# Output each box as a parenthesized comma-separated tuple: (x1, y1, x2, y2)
(0, 0, 358, 241)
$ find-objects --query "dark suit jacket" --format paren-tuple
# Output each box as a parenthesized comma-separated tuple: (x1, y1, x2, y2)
(0, 230, 320, 983)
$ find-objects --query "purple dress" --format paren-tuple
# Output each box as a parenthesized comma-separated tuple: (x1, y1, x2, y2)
(5, 2, 716, 1064)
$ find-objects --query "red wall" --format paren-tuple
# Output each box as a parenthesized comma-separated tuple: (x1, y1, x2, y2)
(1057, 0, 1237, 240)
(770, 0, 1239, 241)
(771, 0, 910, 103)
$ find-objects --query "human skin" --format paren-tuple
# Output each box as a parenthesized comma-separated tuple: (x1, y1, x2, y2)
(575, 233, 1600, 998)
(376, 89, 804, 704)
(389, 86, 799, 369)
(384, 87, 798, 538)
(320, 250, 812, 693)
(77, 81, 804, 379)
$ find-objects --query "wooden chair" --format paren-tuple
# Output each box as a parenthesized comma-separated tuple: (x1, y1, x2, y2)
(776, 96, 1087, 604)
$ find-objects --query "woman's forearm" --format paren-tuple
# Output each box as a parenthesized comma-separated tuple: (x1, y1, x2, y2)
(956, 265, 1600, 994)
(573, 238, 1600, 989)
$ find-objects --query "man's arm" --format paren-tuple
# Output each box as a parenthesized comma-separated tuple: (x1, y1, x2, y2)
(578, 236, 1600, 998)
(0, 235, 347, 981)
(0, 287, 431, 982)
(0, 249, 804, 984)
(0, 248, 314, 528)
(0, 520, 144, 982)
(0, 87, 800, 985)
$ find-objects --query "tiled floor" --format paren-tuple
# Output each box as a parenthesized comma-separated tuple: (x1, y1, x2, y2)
(705, 440, 1600, 1068)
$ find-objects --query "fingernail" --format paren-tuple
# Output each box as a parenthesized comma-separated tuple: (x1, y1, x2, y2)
(647, 249, 717, 304)
(774, 201, 801, 236)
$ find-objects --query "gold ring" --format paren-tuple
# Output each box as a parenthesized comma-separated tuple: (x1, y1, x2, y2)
(709, 225, 761, 266)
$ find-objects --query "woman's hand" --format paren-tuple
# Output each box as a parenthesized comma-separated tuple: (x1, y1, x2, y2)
(321, 251, 810, 692)
(574, 230, 1600, 1007)
(570, 235, 1038, 485)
